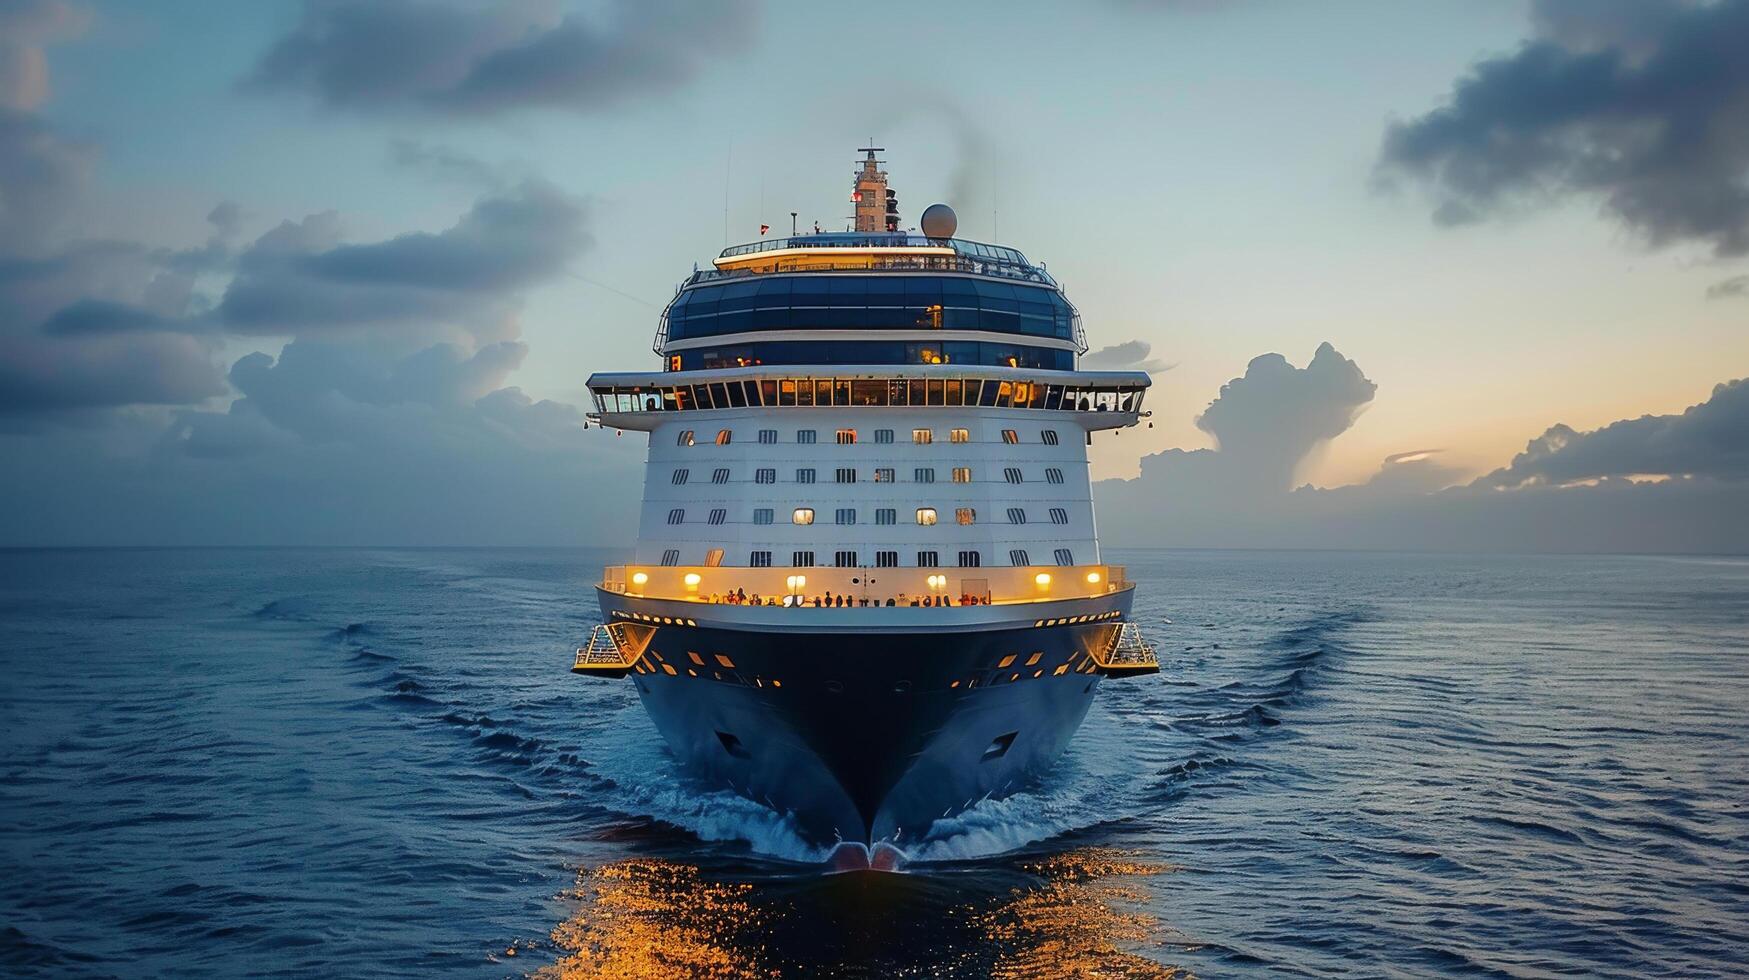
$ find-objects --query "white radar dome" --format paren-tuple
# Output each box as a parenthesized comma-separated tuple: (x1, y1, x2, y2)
(920, 203, 957, 239)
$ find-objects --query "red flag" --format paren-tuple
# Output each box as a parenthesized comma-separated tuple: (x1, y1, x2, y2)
(760, 224, 770, 235)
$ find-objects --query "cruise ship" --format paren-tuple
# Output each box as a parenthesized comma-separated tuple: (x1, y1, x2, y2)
(577, 149, 1158, 868)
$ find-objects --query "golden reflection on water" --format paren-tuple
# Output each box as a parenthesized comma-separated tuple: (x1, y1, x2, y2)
(533, 859, 778, 979)
(530, 848, 1188, 979)
(979, 849, 1192, 980)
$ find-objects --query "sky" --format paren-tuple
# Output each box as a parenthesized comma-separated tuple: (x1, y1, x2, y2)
(1, 0, 1745, 550)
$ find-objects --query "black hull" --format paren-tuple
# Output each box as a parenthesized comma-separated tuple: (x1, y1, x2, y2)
(597, 593, 1133, 848)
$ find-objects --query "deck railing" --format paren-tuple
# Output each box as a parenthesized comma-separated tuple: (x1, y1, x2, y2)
(597, 563, 1127, 607)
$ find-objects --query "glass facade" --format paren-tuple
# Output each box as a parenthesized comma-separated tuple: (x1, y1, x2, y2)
(592, 376, 1145, 413)
(664, 275, 1076, 342)
(674, 340, 1074, 371)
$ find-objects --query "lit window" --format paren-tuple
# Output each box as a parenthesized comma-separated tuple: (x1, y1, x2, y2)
(1050, 507, 1069, 525)
(874, 429, 894, 444)
(917, 550, 939, 567)
(758, 429, 778, 444)
(797, 430, 817, 444)
(753, 508, 773, 525)
(796, 468, 816, 484)
(1054, 548, 1074, 566)
(952, 467, 972, 483)
(916, 508, 938, 526)
(1046, 468, 1064, 484)
(708, 508, 727, 525)
(836, 429, 857, 444)
(705, 548, 724, 567)
(1007, 507, 1027, 525)
(751, 551, 772, 567)
(1041, 430, 1060, 445)
(834, 550, 858, 568)
(874, 467, 895, 482)
(1004, 467, 1023, 484)
(667, 508, 685, 525)
(661, 549, 680, 566)
(671, 468, 689, 485)
(950, 428, 970, 443)
(793, 508, 814, 525)
(712, 468, 730, 484)
(835, 508, 856, 525)
(913, 429, 933, 444)
(957, 508, 976, 526)
(715, 429, 732, 445)
(914, 467, 935, 483)
(876, 508, 896, 525)
(835, 468, 856, 484)
(1010, 549, 1030, 566)
(1001, 429, 1018, 444)
(792, 550, 815, 566)
(876, 551, 898, 568)
(755, 468, 776, 484)
(677, 430, 695, 446)
(958, 550, 982, 568)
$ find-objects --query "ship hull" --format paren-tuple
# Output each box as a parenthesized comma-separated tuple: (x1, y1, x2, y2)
(598, 591, 1132, 848)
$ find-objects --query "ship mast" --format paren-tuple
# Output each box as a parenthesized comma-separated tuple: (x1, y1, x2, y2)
(853, 146, 900, 233)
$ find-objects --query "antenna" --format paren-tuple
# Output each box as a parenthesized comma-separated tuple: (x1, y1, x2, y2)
(722, 146, 731, 247)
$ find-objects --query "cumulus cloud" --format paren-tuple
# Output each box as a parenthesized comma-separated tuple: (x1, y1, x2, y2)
(1095, 346, 1749, 552)
(245, 0, 756, 116)
(1377, 0, 1749, 257)
(1080, 340, 1173, 374)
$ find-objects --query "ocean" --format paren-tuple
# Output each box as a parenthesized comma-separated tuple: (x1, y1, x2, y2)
(1, 548, 1745, 977)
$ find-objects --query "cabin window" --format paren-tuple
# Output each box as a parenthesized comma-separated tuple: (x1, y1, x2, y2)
(750, 551, 772, 567)
(876, 551, 899, 568)
(705, 548, 724, 567)
(916, 508, 938, 526)
(1054, 549, 1074, 566)
(917, 550, 939, 567)
(957, 508, 976, 526)
(755, 468, 776, 484)
(913, 429, 933, 445)
(1041, 430, 1060, 445)
(874, 429, 894, 444)
(758, 429, 777, 444)
(671, 468, 689, 485)
(835, 468, 856, 484)
(667, 509, 685, 525)
(753, 508, 773, 525)
(797, 429, 817, 444)
(1050, 507, 1069, 525)
(834, 551, 858, 568)
(876, 508, 896, 525)
(835, 508, 856, 525)
(792, 508, 814, 525)
(836, 429, 857, 445)
(952, 467, 972, 483)
(715, 429, 732, 445)
(796, 468, 816, 484)
(793, 550, 815, 566)
(712, 468, 730, 484)
(1046, 467, 1064, 484)
(1007, 507, 1027, 525)
(1001, 429, 1019, 444)
(1009, 549, 1030, 566)
(950, 428, 970, 443)
(677, 430, 695, 446)
(1004, 467, 1023, 484)
(661, 549, 680, 566)
(874, 467, 895, 483)
(914, 467, 935, 483)
(958, 550, 982, 568)
(708, 508, 727, 526)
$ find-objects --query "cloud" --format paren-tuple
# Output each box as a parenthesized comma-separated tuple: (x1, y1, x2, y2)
(1479, 378, 1749, 487)
(245, 0, 756, 117)
(217, 179, 588, 342)
(389, 138, 507, 190)
(1080, 340, 1173, 374)
(1095, 346, 1749, 552)
(0, 0, 89, 112)
(1707, 274, 1749, 299)
(1377, 0, 1749, 256)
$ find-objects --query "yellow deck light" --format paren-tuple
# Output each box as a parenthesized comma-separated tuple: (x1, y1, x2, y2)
(630, 571, 649, 586)
(1086, 571, 1102, 584)
(683, 573, 702, 588)
(1035, 573, 1052, 587)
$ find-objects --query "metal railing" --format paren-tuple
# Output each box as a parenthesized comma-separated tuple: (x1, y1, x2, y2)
(688, 254, 1060, 288)
(1105, 622, 1159, 668)
(574, 624, 629, 668)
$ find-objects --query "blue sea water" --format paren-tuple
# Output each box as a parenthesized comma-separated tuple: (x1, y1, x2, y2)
(1, 548, 1745, 977)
